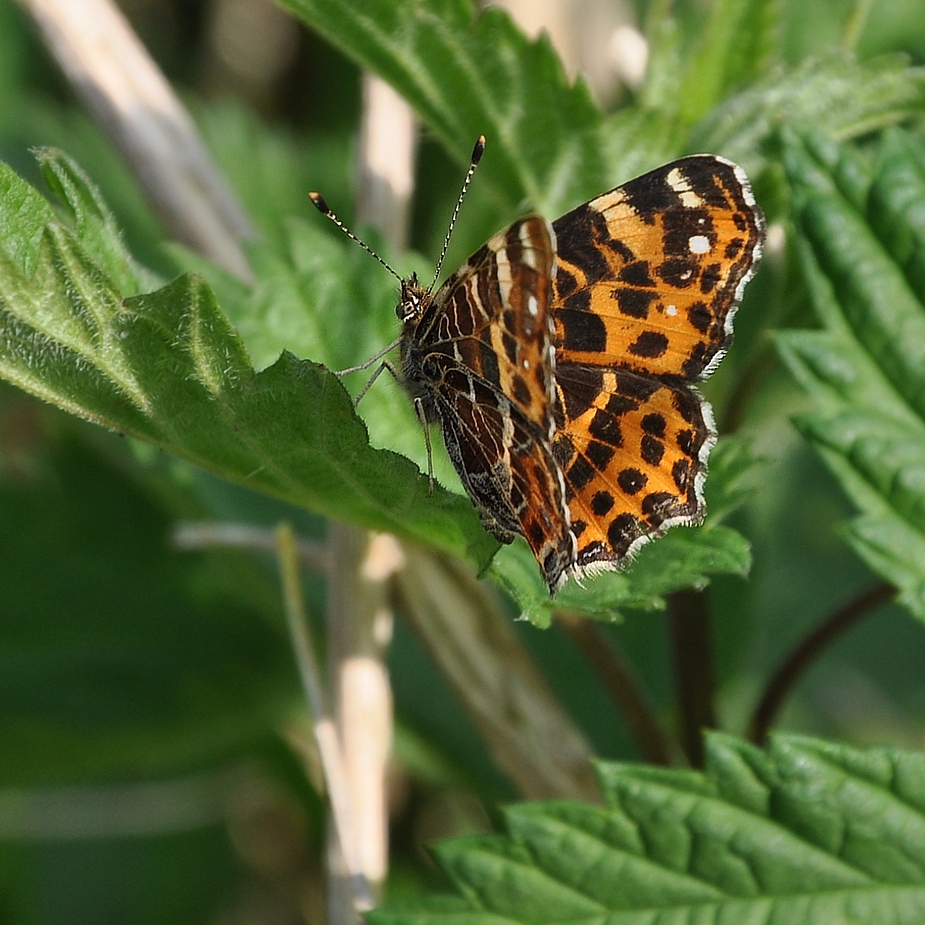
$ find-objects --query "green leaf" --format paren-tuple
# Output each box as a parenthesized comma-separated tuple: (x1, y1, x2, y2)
(677, 0, 783, 125)
(0, 149, 51, 278)
(34, 148, 151, 295)
(703, 433, 769, 523)
(275, 0, 607, 216)
(776, 129, 925, 619)
(0, 432, 292, 785)
(0, 151, 495, 568)
(694, 55, 925, 172)
(369, 735, 925, 925)
(492, 522, 751, 627)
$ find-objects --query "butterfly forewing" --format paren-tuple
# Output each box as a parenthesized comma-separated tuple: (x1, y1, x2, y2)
(402, 216, 576, 590)
(553, 156, 760, 376)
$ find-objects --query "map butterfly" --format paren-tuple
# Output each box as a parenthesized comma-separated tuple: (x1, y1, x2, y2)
(312, 138, 764, 593)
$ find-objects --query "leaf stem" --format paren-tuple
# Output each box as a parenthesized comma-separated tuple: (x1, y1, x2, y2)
(556, 612, 675, 766)
(667, 588, 717, 768)
(172, 521, 329, 572)
(749, 581, 896, 745)
(842, 0, 874, 52)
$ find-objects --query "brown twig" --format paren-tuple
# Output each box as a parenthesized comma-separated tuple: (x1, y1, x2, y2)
(556, 612, 675, 765)
(667, 588, 717, 768)
(749, 581, 896, 745)
(394, 546, 600, 801)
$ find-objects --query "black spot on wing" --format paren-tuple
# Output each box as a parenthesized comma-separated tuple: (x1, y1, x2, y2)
(619, 261, 656, 287)
(557, 266, 578, 298)
(615, 287, 657, 319)
(586, 440, 614, 471)
(672, 388, 702, 426)
(553, 205, 612, 282)
(618, 468, 647, 495)
(700, 263, 722, 294)
(725, 238, 744, 259)
(589, 409, 623, 448)
(605, 393, 638, 417)
(559, 304, 607, 353)
(629, 331, 668, 359)
(687, 301, 712, 334)
(607, 513, 641, 556)
(615, 369, 659, 402)
(568, 455, 596, 491)
(641, 435, 664, 466)
(658, 258, 698, 289)
(591, 491, 614, 516)
(641, 412, 666, 437)
(511, 373, 531, 408)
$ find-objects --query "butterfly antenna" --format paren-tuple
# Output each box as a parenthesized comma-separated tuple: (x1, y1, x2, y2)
(308, 192, 403, 284)
(429, 135, 486, 293)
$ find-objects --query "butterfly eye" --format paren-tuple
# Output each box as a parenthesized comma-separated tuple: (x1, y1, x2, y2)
(396, 292, 420, 322)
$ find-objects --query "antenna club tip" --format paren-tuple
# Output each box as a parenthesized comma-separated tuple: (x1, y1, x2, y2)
(472, 135, 486, 164)
(308, 191, 330, 214)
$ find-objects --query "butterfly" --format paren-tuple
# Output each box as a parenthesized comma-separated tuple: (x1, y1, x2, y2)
(312, 138, 764, 593)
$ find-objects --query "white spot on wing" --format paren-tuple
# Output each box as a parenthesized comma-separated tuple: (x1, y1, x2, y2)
(666, 166, 705, 208)
(518, 220, 540, 270)
(689, 235, 710, 254)
(666, 304, 677, 316)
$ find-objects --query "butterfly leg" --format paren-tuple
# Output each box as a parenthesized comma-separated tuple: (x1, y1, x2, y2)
(334, 335, 402, 377)
(413, 397, 436, 496)
(337, 354, 436, 494)
(349, 358, 410, 408)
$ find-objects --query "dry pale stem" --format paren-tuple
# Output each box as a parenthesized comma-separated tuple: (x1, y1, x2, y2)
(321, 74, 416, 919)
(17, 0, 255, 280)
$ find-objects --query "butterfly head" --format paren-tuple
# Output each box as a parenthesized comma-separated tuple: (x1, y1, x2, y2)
(397, 274, 431, 326)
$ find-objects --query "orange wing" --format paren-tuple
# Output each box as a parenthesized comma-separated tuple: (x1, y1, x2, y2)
(550, 156, 764, 577)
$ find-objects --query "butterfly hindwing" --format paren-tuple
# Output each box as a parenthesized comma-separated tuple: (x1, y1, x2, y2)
(552, 363, 714, 572)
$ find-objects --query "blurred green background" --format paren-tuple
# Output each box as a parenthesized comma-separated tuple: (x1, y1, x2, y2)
(2, 1, 925, 923)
